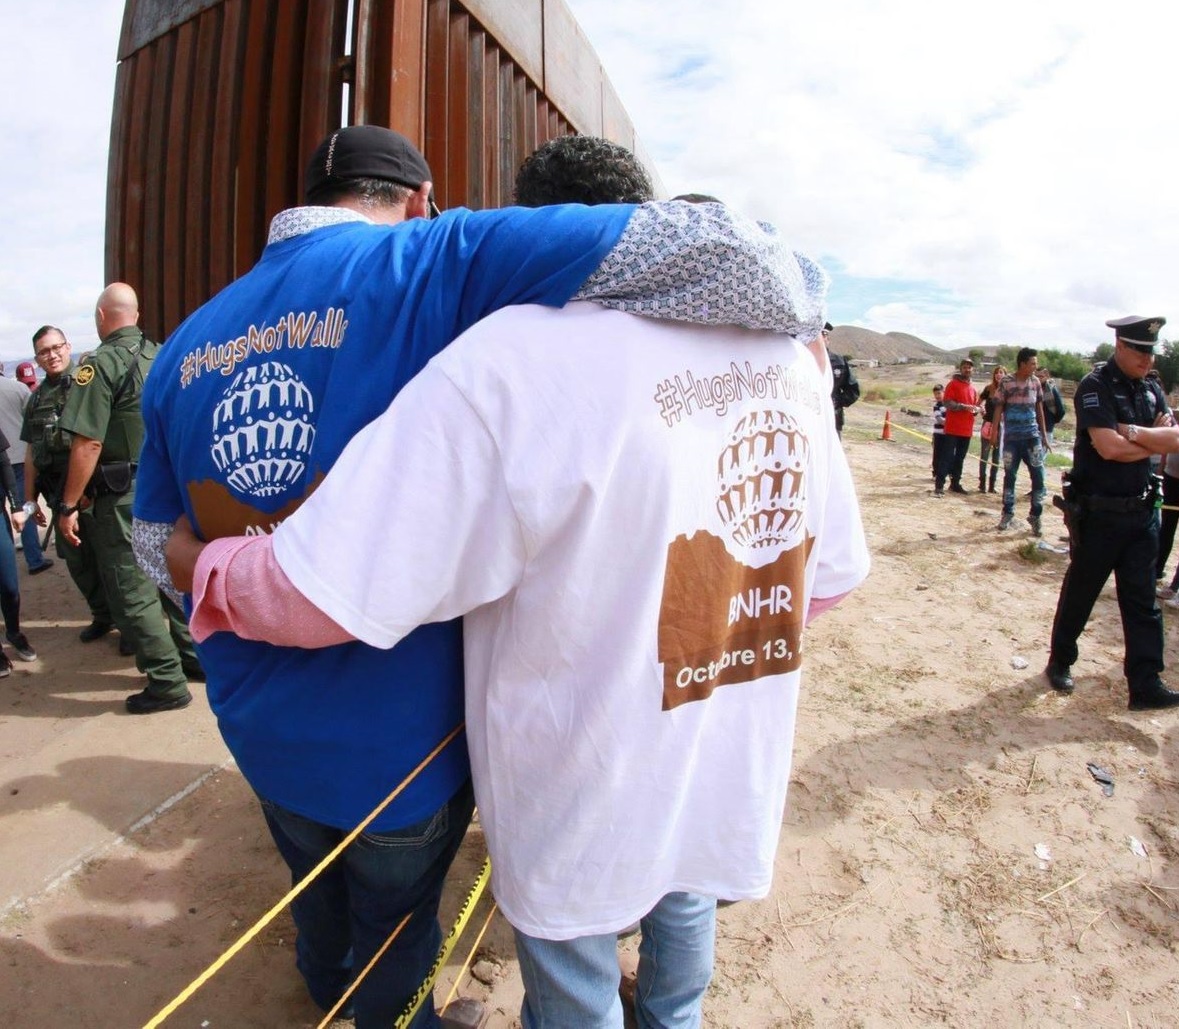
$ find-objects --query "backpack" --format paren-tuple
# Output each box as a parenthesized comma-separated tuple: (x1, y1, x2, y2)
(1049, 383, 1065, 425)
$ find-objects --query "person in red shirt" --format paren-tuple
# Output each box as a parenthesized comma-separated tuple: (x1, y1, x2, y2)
(937, 358, 982, 493)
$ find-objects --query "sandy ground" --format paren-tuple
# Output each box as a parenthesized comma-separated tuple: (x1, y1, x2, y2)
(2, 369, 1178, 1027)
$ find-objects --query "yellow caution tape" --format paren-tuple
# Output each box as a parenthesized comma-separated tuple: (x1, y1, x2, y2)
(389, 858, 492, 1029)
(142, 724, 466, 1029)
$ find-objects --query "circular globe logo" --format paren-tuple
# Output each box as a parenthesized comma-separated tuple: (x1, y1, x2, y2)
(716, 410, 808, 550)
(211, 362, 316, 498)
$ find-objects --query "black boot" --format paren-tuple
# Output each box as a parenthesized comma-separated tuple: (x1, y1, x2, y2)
(1045, 659, 1074, 693)
(1128, 681, 1179, 711)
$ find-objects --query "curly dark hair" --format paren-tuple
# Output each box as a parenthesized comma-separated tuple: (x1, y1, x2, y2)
(514, 135, 654, 207)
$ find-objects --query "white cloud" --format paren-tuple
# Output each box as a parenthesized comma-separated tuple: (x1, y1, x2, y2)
(569, 0, 1179, 350)
(1, 0, 1175, 363)
(0, 1, 122, 362)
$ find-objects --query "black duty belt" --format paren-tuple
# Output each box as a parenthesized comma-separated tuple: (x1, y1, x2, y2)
(1078, 493, 1154, 513)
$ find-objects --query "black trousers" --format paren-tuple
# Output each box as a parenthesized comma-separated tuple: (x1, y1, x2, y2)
(1049, 508, 1164, 695)
(1156, 472, 1179, 582)
(936, 434, 971, 488)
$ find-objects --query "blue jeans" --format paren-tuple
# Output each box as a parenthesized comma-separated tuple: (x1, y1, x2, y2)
(1001, 436, 1045, 518)
(515, 892, 716, 1029)
(0, 507, 19, 636)
(259, 778, 475, 1029)
(12, 465, 48, 570)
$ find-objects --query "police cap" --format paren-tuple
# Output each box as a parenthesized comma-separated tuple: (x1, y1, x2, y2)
(1106, 314, 1167, 353)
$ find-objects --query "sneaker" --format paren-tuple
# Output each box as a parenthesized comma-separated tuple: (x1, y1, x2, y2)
(5, 632, 36, 662)
(949, 484, 969, 494)
(125, 688, 193, 714)
(0, 652, 11, 678)
(933, 489, 945, 497)
(997, 514, 1013, 530)
(28, 559, 55, 576)
(1029, 515, 1042, 537)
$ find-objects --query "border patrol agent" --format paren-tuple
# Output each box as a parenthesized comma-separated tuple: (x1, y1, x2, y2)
(56, 284, 202, 714)
(1046, 315, 1179, 710)
(17, 326, 113, 638)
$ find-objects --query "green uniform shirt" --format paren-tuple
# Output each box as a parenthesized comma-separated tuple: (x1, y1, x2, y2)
(58, 326, 158, 463)
(20, 361, 79, 490)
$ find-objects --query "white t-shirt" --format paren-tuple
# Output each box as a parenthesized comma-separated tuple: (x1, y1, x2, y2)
(274, 302, 870, 939)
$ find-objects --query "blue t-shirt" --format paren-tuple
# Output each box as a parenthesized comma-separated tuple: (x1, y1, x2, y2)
(135, 203, 632, 830)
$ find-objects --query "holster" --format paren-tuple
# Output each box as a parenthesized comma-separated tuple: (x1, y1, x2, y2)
(88, 461, 136, 497)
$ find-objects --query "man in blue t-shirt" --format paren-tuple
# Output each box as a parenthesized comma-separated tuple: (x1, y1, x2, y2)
(989, 347, 1050, 534)
(133, 125, 827, 1027)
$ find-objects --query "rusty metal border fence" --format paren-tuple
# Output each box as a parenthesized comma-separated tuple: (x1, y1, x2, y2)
(109, 0, 651, 342)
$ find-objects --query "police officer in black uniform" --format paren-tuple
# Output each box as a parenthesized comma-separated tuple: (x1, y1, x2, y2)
(1045, 315, 1179, 710)
(826, 322, 860, 437)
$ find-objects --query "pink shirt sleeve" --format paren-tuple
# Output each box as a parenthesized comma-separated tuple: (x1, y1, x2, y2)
(189, 535, 355, 647)
(806, 591, 850, 625)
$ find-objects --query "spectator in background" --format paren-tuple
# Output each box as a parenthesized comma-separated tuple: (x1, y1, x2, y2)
(931, 384, 947, 493)
(1155, 448, 1179, 598)
(990, 348, 1048, 533)
(0, 365, 53, 575)
(1037, 367, 1066, 445)
(1145, 370, 1166, 472)
(0, 427, 39, 670)
(826, 323, 859, 437)
(938, 358, 981, 494)
(978, 365, 1005, 493)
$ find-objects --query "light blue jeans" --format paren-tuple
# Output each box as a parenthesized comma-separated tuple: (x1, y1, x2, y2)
(13, 465, 48, 570)
(515, 892, 716, 1029)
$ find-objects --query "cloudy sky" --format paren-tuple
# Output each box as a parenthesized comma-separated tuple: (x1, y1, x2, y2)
(1, 1, 1175, 365)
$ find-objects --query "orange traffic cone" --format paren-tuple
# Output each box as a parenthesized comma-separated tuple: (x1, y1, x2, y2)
(881, 410, 892, 440)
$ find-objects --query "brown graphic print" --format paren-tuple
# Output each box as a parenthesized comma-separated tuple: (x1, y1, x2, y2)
(658, 410, 812, 710)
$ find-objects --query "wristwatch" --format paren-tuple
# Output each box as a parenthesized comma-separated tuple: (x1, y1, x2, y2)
(21, 501, 37, 517)
(1128, 424, 1139, 443)
(59, 501, 82, 517)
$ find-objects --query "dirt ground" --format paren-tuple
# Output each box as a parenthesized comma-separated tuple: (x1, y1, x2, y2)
(2, 361, 1177, 1027)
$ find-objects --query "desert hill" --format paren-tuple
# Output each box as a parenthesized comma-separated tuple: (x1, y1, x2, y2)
(827, 325, 996, 365)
